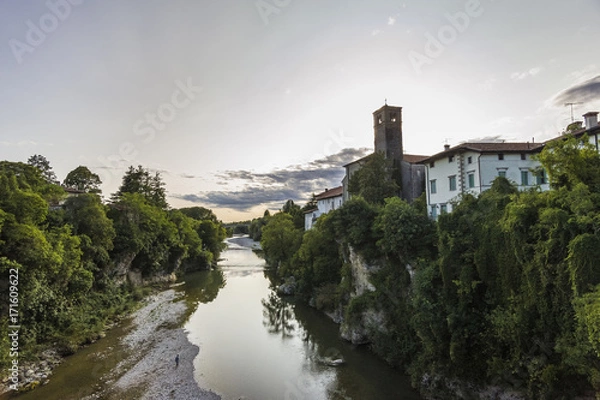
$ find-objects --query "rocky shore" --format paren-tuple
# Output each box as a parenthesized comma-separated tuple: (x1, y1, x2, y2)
(108, 289, 220, 400)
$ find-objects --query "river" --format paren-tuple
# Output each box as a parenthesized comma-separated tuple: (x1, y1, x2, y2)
(2, 237, 423, 399)
(184, 237, 422, 400)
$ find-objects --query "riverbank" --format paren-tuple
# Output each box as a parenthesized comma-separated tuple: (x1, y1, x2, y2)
(106, 289, 220, 400)
(227, 235, 262, 250)
(1, 287, 220, 400)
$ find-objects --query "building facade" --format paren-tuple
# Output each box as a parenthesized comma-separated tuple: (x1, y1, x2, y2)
(421, 142, 547, 218)
(421, 111, 600, 219)
(304, 186, 344, 230)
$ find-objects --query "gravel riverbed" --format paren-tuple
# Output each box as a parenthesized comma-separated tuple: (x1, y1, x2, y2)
(111, 289, 220, 400)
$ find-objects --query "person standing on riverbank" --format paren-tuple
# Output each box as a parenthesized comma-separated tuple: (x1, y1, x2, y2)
(175, 353, 180, 367)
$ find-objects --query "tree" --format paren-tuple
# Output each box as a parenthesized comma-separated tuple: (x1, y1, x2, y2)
(261, 212, 302, 269)
(179, 206, 218, 223)
(112, 165, 168, 209)
(348, 152, 399, 205)
(63, 166, 102, 193)
(282, 199, 304, 230)
(537, 134, 600, 191)
(27, 154, 58, 184)
(375, 197, 437, 264)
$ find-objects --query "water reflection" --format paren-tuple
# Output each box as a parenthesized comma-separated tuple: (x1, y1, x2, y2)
(185, 237, 422, 400)
(179, 269, 226, 323)
(261, 292, 296, 338)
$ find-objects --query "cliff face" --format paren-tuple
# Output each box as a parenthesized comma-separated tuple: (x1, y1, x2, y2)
(339, 245, 386, 345)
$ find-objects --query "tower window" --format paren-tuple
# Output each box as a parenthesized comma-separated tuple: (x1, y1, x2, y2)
(377, 114, 383, 124)
(390, 113, 397, 122)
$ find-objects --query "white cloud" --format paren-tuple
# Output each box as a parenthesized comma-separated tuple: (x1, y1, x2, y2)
(510, 67, 543, 81)
(371, 29, 382, 36)
(388, 16, 396, 26)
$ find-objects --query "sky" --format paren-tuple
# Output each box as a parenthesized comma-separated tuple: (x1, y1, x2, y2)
(1, 0, 599, 222)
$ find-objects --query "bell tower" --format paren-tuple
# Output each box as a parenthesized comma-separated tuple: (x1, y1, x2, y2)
(373, 104, 403, 167)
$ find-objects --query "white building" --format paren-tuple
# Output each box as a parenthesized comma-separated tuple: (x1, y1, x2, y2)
(420, 111, 600, 219)
(304, 186, 343, 230)
(421, 142, 547, 218)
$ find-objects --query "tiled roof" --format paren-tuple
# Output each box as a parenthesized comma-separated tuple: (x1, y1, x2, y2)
(420, 142, 545, 163)
(402, 154, 429, 163)
(315, 186, 343, 200)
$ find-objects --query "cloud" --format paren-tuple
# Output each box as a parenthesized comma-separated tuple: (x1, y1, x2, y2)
(371, 29, 382, 36)
(510, 67, 542, 81)
(173, 147, 371, 211)
(180, 173, 200, 179)
(388, 16, 396, 26)
(553, 75, 600, 105)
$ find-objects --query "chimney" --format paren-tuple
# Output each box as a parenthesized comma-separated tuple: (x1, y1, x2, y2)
(444, 144, 450, 151)
(583, 112, 599, 129)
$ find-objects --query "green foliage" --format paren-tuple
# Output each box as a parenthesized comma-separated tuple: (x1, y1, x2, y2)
(537, 134, 600, 191)
(63, 166, 102, 193)
(249, 210, 271, 241)
(0, 159, 225, 378)
(260, 212, 302, 270)
(282, 199, 304, 230)
(289, 213, 343, 298)
(331, 197, 380, 260)
(348, 152, 399, 205)
(375, 197, 437, 264)
(27, 154, 58, 184)
(112, 165, 168, 209)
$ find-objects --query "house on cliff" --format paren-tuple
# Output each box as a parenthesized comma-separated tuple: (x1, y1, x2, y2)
(304, 186, 343, 230)
(420, 111, 600, 219)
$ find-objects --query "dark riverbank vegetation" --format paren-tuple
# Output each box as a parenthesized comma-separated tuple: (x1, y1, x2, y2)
(260, 136, 600, 399)
(0, 157, 226, 386)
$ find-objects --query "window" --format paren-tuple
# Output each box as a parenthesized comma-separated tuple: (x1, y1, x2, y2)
(498, 153, 504, 160)
(449, 155, 454, 162)
(440, 204, 447, 214)
(449, 175, 457, 191)
(521, 153, 526, 160)
(430, 161, 435, 168)
(431, 205, 437, 219)
(536, 170, 547, 185)
(377, 114, 383, 124)
(390, 113, 397, 122)
(430, 179, 437, 194)
(498, 169, 507, 178)
(468, 172, 475, 188)
(521, 170, 529, 186)
(467, 156, 472, 164)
